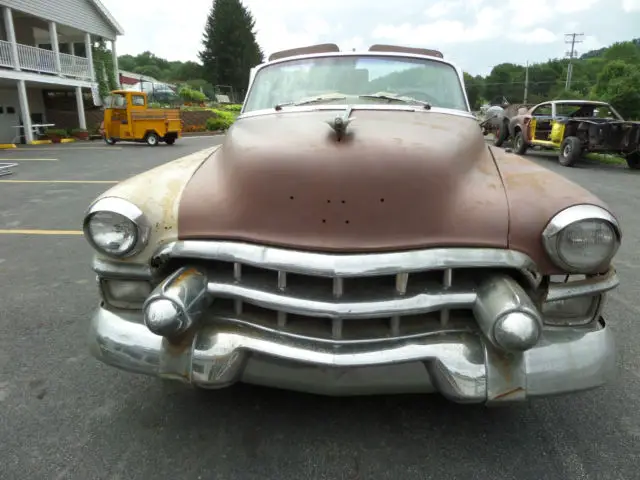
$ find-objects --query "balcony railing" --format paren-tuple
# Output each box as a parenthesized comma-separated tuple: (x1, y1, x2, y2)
(0, 40, 92, 80)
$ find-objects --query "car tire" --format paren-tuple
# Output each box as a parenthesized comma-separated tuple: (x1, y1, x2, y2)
(559, 136, 582, 167)
(165, 137, 176, 145)
(513, 130, 528, 155)
(493, 122, 509, 147)
(625, 152, 640, 170)
(146, 132, 159, 146)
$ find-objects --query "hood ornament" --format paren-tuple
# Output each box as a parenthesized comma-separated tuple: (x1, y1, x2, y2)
(327, 106, 355, 141)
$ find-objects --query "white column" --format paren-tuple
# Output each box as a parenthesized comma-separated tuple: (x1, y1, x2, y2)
(75, 86, 87, 130)
(49, 21, 62, 75)
(3, 7, 20, 70)
(69, 42, 76, 68)
(85, 33, 95, 81)
(17, 80, 33, 144)
(111, 39, 120, 87)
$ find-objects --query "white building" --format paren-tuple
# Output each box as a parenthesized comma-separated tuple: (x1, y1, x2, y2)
(0, 0, 123, 144)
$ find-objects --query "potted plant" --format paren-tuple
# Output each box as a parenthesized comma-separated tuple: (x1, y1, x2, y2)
(46, 128, 69, 143)
(70, 128, 89, 140)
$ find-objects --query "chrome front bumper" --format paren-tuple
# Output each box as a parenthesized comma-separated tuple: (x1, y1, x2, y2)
(89, 305, 616, 405)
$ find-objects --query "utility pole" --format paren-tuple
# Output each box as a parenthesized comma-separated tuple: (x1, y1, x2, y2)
(523, 61, 529, 103)
(564, 32, 584, 90)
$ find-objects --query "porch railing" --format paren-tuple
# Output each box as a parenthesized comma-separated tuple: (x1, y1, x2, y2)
(0, 40, 92, 80)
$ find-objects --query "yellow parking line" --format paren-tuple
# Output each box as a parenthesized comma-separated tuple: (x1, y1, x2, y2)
(0, 229, 83, 235)
(0, 180, 118, 183)
(10, 147, 122, 151)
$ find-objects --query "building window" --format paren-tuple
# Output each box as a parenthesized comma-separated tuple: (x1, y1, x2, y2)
(38, 43, 53, 51)
(59, 43, 71, 55)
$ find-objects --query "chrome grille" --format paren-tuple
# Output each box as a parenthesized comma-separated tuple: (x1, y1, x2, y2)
(150, 241, 542, 344)
(169, 259, 500, 343)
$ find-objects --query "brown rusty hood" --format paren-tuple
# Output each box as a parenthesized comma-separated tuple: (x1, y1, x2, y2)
(489, 147, 614, 274)
(177, 109, 510, 252)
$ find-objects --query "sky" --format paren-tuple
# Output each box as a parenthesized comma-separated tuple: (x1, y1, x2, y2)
(101, 0, 640, 76)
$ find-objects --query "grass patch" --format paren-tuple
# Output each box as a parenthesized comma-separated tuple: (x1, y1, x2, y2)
(585, 153, 626, 165)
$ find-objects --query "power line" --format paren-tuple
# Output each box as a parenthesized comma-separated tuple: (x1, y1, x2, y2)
(565, 32, 584, 90)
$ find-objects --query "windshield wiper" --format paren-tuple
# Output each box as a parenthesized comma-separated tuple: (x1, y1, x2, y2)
(274, 94, 347, 111)
(359, 94, 431, 110)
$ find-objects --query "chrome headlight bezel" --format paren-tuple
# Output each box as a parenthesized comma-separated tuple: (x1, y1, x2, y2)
(542, 205, 621, 274)
(83, 197, 151, 259)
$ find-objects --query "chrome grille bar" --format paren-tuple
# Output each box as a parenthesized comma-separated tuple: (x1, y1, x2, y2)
(440, 268, 453, 327)
(333, 277, 344, 298)
(153, 241, 541, 286)
(233, 262, 243, 314)
(391, 272, 409, 336)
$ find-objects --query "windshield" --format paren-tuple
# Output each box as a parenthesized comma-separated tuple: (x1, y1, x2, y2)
(243, 55, 468, 112)
(556, 103, 622, 120)
(106, 94, 127, 109)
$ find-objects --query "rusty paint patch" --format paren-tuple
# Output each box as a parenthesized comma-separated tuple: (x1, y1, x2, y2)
(164, 328, 197, 356)
(493, 386, 525, 400)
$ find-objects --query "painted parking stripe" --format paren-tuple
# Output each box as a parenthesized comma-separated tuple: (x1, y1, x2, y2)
(0, 229, 83, 235)
(0, 180, 118, 184)
(0, 158, 58, 161)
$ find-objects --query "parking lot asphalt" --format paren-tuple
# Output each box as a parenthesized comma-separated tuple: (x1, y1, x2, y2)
(1, 139, 639, 480)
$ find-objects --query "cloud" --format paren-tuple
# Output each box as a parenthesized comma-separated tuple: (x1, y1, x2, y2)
(373, 6, 504, 45)
(508, 28, 558, 45)
(424, 1, 461, 19)
(100, 0, 640, 77)
(621, 0, 640, 11)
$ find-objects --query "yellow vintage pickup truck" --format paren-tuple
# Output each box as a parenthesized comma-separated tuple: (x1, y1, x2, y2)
(101, 90, 182, 146)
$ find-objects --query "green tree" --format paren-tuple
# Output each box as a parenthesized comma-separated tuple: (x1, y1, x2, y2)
(484, 63, 525, 104)
(463, 72, 484, 110)
(199, 0, 264, 92)
(593, 61, 640, 118)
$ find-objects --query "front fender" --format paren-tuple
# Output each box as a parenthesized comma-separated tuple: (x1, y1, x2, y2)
(489, 146, 616, 274)
(87, 146, 220, 265)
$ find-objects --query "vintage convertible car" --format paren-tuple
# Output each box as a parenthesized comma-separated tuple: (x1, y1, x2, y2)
(83, 43, 622, 405)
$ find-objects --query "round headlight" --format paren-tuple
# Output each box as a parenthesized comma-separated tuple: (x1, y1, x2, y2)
(542, 205, 621, 273)
(83, 197, 150, 258)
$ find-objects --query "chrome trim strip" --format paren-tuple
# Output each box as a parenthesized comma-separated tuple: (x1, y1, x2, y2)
(207, 281, 476, 319)
(238, 104, 476, 121)
(546, 270, 619, 302)
(92, 257, 152, 279)
(153, 241, 540, 285)
(211, 315, 473, 346)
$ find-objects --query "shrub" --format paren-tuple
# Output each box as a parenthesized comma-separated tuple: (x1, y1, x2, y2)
(221, 103, 242, 112)
(179, 86, 207, 104)
(205, 109, 237, 131)
(47, 128, 69, 138)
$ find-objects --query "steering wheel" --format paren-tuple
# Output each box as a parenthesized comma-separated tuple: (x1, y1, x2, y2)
(395, 90, 439, 105)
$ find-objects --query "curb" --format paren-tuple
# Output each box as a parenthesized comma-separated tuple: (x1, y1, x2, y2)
(0, 143, 16, 149)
